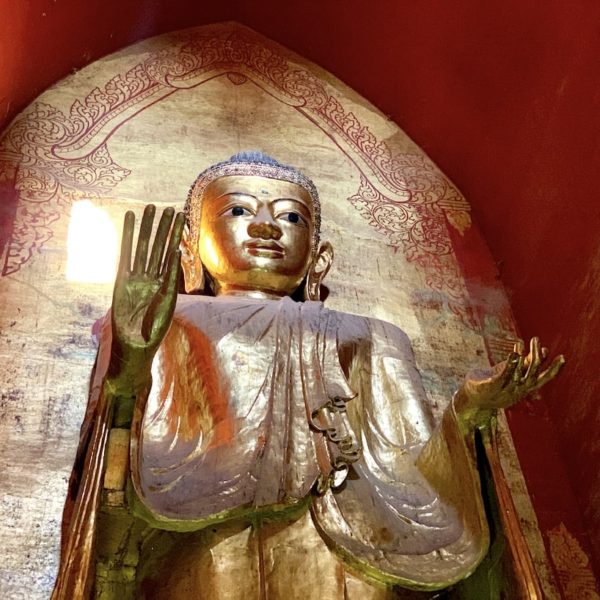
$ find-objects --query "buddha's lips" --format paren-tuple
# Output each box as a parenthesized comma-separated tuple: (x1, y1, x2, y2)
(244, 240, 285, 257)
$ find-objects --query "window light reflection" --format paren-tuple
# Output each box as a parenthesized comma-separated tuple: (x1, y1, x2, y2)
(66, 200, 118, 283)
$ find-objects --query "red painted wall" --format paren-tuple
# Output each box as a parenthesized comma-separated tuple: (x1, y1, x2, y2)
(2, 0, 598, 581)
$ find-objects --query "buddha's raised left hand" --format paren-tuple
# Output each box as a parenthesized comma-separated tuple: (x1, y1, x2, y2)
(455, 337, 565, 426)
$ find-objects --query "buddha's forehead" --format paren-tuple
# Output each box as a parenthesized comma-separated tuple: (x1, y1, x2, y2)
(202, 175, 315, 214)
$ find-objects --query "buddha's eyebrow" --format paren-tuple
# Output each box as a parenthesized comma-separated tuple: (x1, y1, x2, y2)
(214, 191, 257, 201)
(272, 197, 311, 213)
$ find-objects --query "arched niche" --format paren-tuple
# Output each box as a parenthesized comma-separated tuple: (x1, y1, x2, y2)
(0, 22, 558, 598)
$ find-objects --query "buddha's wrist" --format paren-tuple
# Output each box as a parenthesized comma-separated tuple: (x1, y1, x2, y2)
(452, 388, 495, 434)
(106, 349, 153, 398)
(104, 360, 152, 428)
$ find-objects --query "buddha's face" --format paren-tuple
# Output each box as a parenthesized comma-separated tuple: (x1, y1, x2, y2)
(198, 175, 315, 296)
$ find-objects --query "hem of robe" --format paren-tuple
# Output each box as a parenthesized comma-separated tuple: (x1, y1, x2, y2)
(128, 477, 312, 532)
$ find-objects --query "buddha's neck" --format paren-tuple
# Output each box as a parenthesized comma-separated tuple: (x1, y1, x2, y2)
(216, 283, 287, 301)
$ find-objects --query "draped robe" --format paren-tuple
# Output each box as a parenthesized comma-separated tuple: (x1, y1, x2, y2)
(127, 294, 488, 594)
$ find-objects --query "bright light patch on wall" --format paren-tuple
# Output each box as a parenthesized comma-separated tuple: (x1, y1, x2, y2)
(67, 200, 118, 283)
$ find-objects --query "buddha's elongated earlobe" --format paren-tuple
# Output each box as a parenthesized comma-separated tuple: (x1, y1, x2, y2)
(305, 241, 334, 301)
(181, 225, 205, 293)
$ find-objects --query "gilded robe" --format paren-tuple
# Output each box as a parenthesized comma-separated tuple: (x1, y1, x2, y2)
(126, 294, 488, 597)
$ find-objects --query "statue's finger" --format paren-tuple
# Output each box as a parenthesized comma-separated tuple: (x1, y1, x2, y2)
(117, 211, 135, 276)
(525, 337, 542, 379)
(133, 204, 156, 274)
(148, 249, 181, 342)
(161, 249, 182, 296)
(513, 353, 526, 384)
(532, 355, 566, 390)
(513, 339, 525, 355)
(501, 352, 520, 388)
(541, 347, 549, 359)
(161, 212, 185, 276)
(147, 207, 175, 278)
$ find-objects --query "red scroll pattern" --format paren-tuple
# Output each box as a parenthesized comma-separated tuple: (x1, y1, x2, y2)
(0, 103, 130, 274)
(349, 176, 473, 324)
(0, 24, 471, 321)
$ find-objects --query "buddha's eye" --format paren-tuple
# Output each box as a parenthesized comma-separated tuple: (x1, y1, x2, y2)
(225, 205, 251, 217)
(279, 212, 307, 227)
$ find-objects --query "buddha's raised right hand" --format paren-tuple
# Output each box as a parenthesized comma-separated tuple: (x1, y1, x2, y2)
(107, 204, 184, 394)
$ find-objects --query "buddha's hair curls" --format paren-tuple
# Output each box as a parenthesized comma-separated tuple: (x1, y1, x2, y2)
(184, 151, 321, 253)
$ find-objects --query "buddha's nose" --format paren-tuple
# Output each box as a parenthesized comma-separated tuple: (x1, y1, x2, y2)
(247, 213, 283, 240)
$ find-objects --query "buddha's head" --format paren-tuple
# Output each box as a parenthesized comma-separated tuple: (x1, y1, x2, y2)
(182, 152, 333, 300)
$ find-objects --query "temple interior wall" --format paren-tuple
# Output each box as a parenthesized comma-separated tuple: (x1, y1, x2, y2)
(1, 0, 598, 594)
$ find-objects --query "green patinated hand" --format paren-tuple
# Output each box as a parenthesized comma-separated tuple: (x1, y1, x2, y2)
(107, 204, 184, 397)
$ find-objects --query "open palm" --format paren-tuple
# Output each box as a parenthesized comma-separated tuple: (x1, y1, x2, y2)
(463, 337, 565, 411)
(111, 205, 184, 363)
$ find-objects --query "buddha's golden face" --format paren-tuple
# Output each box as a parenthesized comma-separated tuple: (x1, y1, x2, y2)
(198, 175, 315, 296)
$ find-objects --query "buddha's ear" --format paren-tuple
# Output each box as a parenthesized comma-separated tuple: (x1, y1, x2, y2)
(305, 241, 333, 301)
(180, 225, 204, 294)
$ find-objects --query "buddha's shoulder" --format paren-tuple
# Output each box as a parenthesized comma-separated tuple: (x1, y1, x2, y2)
(333, 311, 410, 345)
(324, 305, 412, 349)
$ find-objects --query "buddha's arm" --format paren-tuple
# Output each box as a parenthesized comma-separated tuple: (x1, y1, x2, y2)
(99, 205, 184, 506)
(106, 205, 184, 425)
(416, 337, 564, 512)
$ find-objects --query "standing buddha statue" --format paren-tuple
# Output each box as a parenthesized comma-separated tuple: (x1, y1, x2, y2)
(52, 152, 564, 599)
